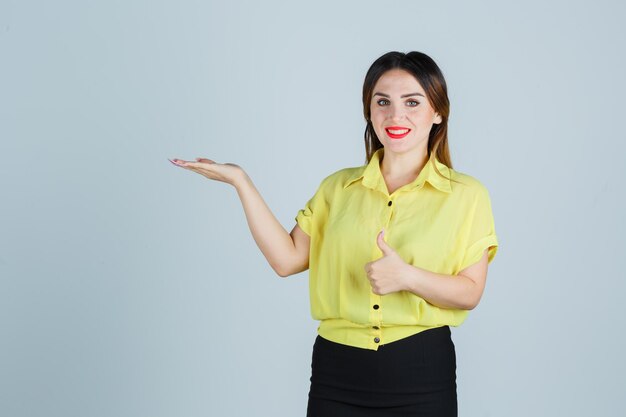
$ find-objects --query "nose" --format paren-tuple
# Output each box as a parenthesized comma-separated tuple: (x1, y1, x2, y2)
(388, 103, 406, 121)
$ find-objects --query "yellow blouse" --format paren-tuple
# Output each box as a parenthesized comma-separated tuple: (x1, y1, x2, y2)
(295, 147, 498, 350)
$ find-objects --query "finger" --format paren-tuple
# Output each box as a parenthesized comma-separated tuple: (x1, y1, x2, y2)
(177, 163, 221, 180)
(178, 161, 204, 169)
(170, 158, 194, 168)
(196, 158, 216, 164)
(185, 160, 221, 170)
(170, 159, 209, 168)
(376, 229, 394, 256)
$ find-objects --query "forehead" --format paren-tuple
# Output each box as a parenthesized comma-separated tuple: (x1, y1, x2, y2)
(373, 69, 424, 94)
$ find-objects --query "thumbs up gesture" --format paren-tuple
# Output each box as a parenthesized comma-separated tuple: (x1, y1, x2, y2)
(364, 229, 411, 295)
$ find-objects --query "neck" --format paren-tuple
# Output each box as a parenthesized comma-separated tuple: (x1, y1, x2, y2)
(380, 147, 429, 180)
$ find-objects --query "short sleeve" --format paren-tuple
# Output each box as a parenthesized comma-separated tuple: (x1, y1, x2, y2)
(295, 178, 328, 237)
(458, 185, 499, 272)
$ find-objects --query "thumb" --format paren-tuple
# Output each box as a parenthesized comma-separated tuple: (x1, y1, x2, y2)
(376, 228, 394, 256)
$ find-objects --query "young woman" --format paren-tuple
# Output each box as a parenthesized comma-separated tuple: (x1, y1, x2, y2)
(169, 51, 498, 417)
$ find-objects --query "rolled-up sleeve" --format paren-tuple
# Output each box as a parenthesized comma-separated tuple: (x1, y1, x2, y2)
(295, 197, 314, 237)
(458, 185, 499, 272)
(295, 179, 328, 237)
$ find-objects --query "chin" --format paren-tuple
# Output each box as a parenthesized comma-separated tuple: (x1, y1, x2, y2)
(384, 138, 412, 148)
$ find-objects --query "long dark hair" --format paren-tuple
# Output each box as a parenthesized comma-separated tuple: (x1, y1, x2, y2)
(362, 51, 453, 171)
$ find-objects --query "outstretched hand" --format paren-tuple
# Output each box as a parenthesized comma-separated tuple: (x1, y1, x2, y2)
(364, 229, 411, 295)
(169, 157, 246, 186)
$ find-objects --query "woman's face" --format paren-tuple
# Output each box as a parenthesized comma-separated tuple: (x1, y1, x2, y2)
(370, 69, 442, 157)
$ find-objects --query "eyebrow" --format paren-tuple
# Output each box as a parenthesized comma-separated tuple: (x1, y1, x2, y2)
(373, 92, 424, 98)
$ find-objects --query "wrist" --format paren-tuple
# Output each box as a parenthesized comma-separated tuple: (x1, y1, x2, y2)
(233, 169, 251, 190)
(401, 263, 422, 293)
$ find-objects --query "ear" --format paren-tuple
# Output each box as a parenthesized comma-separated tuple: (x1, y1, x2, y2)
(433, 113, 442, 125)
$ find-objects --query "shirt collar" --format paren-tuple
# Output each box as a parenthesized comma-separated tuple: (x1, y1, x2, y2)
(343, 147, 452, 194)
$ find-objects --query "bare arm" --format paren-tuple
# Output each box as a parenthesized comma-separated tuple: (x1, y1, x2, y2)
(402, 249, 490, 310)
(169, 157, 309, 277)
(234, 172, 310, 277)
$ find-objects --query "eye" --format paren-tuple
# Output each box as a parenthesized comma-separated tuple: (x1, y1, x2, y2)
(406, 100, 419, 107)
(376, 99, 390, 106)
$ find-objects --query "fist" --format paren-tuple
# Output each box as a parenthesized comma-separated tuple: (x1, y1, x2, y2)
(364, 229, 410, 295)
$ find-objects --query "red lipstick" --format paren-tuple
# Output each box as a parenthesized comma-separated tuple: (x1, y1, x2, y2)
(385, 126, 411, 139)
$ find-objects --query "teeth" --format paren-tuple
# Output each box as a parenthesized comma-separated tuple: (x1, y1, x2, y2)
(387, 128, 409, 135)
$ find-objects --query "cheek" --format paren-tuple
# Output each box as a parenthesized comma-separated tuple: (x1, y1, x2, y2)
(409, 110, 434, 124)
(370, 106, 382, 116)
(369, 110, 381, 125)
(370, 111, 386, 126)
(370, 108, 388, 124)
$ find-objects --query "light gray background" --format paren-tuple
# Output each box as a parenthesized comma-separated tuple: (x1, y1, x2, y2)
(1, 0, 625, 416)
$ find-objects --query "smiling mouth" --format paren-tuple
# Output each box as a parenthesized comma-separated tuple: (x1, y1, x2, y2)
(385, 127, 411, 139)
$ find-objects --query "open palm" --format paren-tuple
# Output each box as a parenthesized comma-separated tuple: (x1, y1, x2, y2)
(169, 157, 245, 186)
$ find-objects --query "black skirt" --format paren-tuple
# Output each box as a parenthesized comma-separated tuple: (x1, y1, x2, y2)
(306, 325, 457, 417)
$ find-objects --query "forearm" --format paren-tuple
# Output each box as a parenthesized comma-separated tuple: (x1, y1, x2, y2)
(402, 265, 479, 310)
(233, 172, 297, 276)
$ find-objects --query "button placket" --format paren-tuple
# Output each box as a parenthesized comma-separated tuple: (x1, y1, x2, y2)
(372, 324, 381, 345)
(370, 195, 392, 348)
(386, 197, 394, 224)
